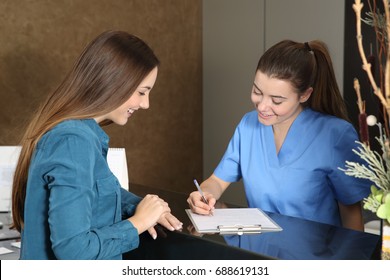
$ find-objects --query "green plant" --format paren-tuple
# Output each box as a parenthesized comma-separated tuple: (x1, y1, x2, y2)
(339, 135, 390, 223)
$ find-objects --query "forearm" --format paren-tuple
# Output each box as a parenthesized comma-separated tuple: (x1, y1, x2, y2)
(52, 220, 139, 259)
(200, 174, 230, 201)
(339, 201, 364, 231)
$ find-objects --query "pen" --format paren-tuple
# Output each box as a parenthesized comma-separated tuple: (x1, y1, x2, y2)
(193, 178, 209, 204)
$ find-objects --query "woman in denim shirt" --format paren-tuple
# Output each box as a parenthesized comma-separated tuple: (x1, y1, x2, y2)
(11, 31, 182, 259)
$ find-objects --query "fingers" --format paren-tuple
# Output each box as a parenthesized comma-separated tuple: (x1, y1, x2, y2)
(187, 191, 215, 208)
(157, 213, 183, 231)
(143, 194, 171, 214)
(145, 208, 182, 240)
(187, 191, 216, 215)
(147, 227, 158, 240)
(167, 214, 183, 230)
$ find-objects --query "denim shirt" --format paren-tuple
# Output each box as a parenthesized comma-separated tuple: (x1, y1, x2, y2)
(20, 119, 142, 259)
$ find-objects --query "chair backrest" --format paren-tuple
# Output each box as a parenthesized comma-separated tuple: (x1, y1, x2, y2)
(0, 146, 22, 212)
(0, 146, 129, 212)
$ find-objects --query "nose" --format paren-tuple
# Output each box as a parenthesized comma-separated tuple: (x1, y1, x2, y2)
(254, 96, 272, 111)
(140, 95, 150, 109)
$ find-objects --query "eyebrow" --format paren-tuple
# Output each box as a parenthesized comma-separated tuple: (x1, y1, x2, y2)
(139, 86, 152, 90)
(253, 83, 287, 99)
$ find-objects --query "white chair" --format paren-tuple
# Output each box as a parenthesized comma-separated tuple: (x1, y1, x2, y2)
(364, 220, 381, 235)
(0, 146, 22, 212)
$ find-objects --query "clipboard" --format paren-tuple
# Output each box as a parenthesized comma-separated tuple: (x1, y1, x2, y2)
(186, 208, 282, 235)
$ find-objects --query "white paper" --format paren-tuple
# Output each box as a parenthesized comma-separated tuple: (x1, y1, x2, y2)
(186, 208, 282, 233)
(11, 241, 21, 249)
(0, 247, 14, 255)
(107, 148, 129, 190)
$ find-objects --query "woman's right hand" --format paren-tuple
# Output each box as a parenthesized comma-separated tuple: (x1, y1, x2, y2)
(128, 194, 171, 235)
(187, 191, 216, 215)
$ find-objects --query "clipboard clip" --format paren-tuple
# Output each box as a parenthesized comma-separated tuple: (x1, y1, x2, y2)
(217, 224, 262, 235)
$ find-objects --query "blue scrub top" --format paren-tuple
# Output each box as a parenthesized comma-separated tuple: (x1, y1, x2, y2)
(20, 119, 142, 259)
(214, 108, 370, 227)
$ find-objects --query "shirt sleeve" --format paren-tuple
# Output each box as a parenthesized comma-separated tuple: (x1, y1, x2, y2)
(43, 129, 139, 259)
(329, 123, 371, 204)
(121, 188, 142, 218)
(214, 119, 244, 183)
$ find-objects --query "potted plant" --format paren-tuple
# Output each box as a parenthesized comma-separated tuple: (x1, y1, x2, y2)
(340, 0, 390, 260)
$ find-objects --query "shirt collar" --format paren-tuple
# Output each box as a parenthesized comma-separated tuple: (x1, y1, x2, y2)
(82, 119, 110, 149)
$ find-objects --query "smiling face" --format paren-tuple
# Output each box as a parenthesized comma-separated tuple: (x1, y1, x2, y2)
(95, 67, 158, 125)
(251, 71, 312, 131)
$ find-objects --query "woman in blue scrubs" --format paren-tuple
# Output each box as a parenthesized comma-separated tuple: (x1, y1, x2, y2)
(187, 40, 370, 231)
(11, 31, 182, 259)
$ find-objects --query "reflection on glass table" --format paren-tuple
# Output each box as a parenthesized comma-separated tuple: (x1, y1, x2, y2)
(128, 183, 381, 260)
(223, 212, 380, 260)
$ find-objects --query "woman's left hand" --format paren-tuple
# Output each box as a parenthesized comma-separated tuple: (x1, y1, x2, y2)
(147, 212, 183, 239)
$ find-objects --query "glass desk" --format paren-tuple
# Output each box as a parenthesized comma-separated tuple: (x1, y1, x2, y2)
(125, 184, 381, 260)
(0, 183, 380, 260)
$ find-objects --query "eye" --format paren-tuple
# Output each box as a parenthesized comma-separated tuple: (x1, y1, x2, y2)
(138, 91, 146, 96)
(272, 99, 283, 105)
(253, 89, 262, 96)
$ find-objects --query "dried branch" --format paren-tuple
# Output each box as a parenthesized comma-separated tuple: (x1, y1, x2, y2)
(383, 0, 390, 99)
(354, 78, 365, 113)
(353, 0, 390, 116)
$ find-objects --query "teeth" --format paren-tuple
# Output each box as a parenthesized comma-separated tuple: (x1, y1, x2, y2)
(127, 109, 134, 114)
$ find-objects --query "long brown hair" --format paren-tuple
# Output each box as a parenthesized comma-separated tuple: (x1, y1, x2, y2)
(11, 30, 159, 232)
(256, 39, 349, 121)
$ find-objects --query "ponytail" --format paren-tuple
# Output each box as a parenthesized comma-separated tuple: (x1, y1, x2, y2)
(257, 39, 349, 122)
(308, 41, 349, 121)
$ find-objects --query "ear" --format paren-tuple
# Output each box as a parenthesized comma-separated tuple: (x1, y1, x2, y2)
(299, 87, 313, 103)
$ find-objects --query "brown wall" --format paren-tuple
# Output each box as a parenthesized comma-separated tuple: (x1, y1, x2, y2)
(0, 0, 202, 194)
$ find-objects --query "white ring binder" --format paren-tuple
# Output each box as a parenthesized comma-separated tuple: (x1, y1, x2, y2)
(218, 225, 262, 235)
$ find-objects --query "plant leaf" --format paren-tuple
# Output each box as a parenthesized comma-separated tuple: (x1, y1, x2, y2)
(375, 193, 383, 202)
(371, 185, 378, 194)
(376, 201, 390, 219)
(376, 204, 387, 219)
